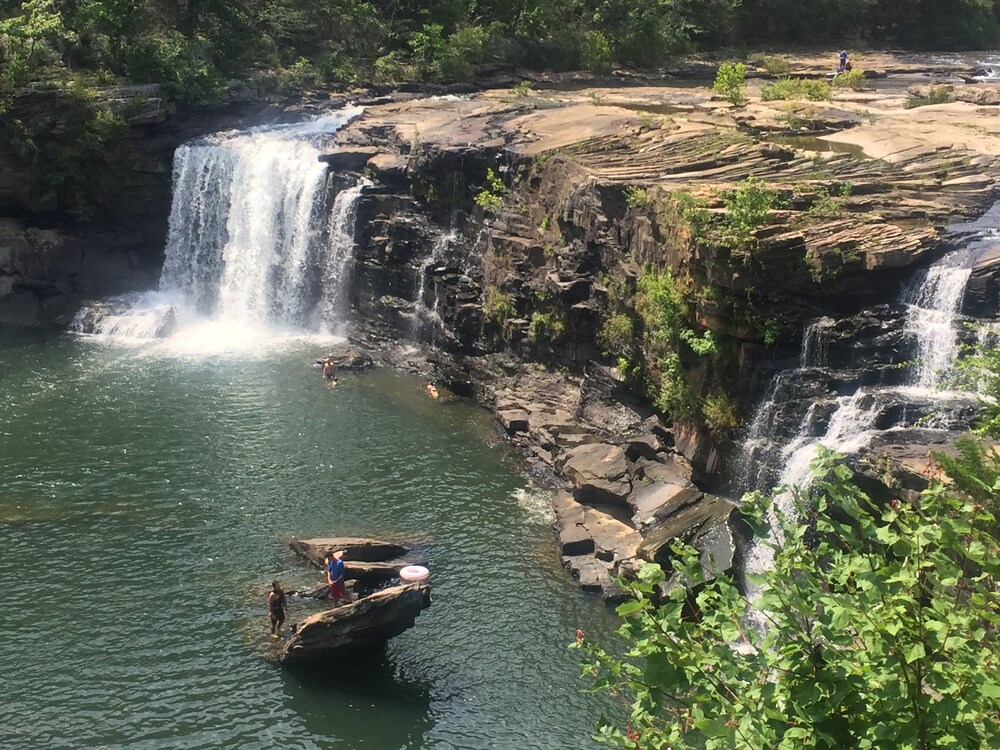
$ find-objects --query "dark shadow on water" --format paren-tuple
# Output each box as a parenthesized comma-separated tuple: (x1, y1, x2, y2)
(280, 650, 434, 748)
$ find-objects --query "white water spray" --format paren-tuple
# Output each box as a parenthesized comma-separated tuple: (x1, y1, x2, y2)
(73, 108, 364, 344)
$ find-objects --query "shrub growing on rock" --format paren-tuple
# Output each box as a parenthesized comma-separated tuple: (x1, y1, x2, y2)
(713, 62, 747, 106)
(760, 77, 831, 102)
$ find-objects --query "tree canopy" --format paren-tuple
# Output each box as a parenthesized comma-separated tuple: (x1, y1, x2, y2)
(1, 0, 999, 99)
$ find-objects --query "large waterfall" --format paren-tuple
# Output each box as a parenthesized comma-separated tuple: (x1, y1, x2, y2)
(73, 108, 364, 340)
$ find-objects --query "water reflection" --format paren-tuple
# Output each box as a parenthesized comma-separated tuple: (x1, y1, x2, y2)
(283, 654, 434, 749)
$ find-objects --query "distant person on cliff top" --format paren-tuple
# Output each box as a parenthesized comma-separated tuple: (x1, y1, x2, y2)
(325, 549, 348, 604)
(838, 50, 848, 73)
(268, 580, 287, 638)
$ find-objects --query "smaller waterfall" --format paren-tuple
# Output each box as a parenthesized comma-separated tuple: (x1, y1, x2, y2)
(739, 206, 1000, 622)
(315, 181, 369, 332)
(904, 249, 975, 388)
(413, 225, 459, 334)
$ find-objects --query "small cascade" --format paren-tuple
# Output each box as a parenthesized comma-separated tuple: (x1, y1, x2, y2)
(413, 224, 459, 333)
(974, 56, 1000, 80)
(739, 204, 1000, 618)
(315, 180, 369, 332)
(73, 108, 364, 340)
(903, 248, 975, 388)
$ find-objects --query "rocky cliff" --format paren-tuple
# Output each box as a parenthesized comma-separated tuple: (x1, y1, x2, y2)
(316, 76, 1000, 598)
(5, 57, 999, 601)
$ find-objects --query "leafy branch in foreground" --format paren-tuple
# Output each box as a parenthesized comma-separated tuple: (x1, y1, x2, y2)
(577, 448, 1000, 749)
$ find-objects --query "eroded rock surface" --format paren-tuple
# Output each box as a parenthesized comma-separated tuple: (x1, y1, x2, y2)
(279, 583, 431, 664)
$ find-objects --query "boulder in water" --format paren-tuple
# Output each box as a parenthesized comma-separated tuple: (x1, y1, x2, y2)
(280, 535, 431, 663)
(279, 583, 431, 664)
(70, 295, 178, 339)
(316, 346, 374, 371)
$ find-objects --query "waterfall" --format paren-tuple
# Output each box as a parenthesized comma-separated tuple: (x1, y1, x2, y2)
(739, 207, 1000, 620)
(72, 108, 364, 340)
(904, 249, 975, 388)
(412, 222, 460, 334)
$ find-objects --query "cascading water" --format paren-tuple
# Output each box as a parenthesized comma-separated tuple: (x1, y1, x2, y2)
(739, 204, 1000, 617)
(72, 108, 364, 340)
(412, 224, 459, 334)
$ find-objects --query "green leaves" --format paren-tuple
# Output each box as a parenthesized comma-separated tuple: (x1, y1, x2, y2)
(580, 452, 1000, 749)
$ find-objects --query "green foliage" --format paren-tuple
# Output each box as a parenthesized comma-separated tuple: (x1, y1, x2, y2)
(579, 449, 1000, 749)
(721, 175, 781, 252)
(757, 54, 791, 74)
(833, 67, 867, 90)
(760, 77, 831, 102)
(372, 52, 409, 85)
(482, 287, 516, 327)
(123, 32, 222, 102)
(713, 61, 747, 106)
(278, 57, 323, 89)
(581, 30, 613, 74)
(474, 168, 506, 213)
(635, 269, 715, 421)
(624, 186, 652, 209)
(512, 80, 532, 97)
(702, 391, 740, 435)
(0, 0, 73, 87)
(905, 85, 956, 109)
(935, 333, 1000, 526)
(636, 270, 715, 357)
(539, 215, 550, 230)
(599, 313, 636, 357)
(529, 311, 566, 342)
(805, 186, 843, 219)
(1, 0, 999, 101)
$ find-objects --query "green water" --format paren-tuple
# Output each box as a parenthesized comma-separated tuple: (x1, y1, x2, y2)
(0, 330, 620, 749)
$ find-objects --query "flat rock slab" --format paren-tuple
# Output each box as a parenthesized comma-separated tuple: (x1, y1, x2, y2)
(279, 583, 430, 664)
(553, 491, 641, 562)
(637, 494, 736, 562)
(318, 346, 374, 370)
(635, 454, 694, 483)
(628, 480, 704, 530)
(497, 408, 530, 434)
(562, 554, 613, 593)
(560, 442, 632, 505)
(290, 537, 411, 566)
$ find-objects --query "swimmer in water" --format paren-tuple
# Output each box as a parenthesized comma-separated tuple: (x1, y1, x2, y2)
(426, 381, 439, 399)
(322, 359, 337, 380)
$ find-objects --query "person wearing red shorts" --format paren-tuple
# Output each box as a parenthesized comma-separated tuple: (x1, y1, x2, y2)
(325, 549, 348, 604)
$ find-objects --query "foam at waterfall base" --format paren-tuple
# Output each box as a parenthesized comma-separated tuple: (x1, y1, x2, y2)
(139, 319, 344, 359)
(72, 292, 344, 358)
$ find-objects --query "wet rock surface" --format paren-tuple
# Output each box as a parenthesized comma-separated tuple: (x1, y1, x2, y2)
(280, 535, 431, 663)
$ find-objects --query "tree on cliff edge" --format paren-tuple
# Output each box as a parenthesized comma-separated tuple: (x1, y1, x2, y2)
(577, 447, 1000, 748)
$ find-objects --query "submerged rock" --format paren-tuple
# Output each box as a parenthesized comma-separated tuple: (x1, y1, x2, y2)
(317, 346, 374, 371)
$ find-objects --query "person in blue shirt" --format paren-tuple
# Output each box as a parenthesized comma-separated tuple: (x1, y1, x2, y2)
(838, 50, 848, 73)
(325, 549, 348, 604)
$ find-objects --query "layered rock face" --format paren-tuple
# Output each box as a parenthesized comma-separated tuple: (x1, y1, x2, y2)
(315, 80, 999, 599)
(8, 62, 1000, 600)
